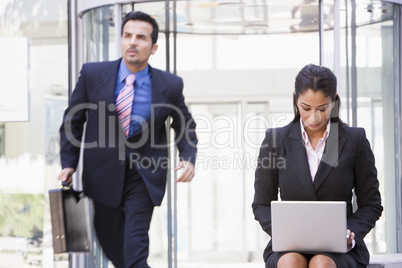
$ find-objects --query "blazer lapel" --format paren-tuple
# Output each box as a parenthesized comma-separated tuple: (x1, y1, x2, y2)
(96, 59, 121, 107)
(149, 66, 167, 120)
(283, 123, 318, 200)
(95, 59, 125, 142)
(313, 122, 347, 190)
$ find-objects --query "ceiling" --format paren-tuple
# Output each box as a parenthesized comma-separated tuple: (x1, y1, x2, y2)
(148, 0, 394, 35)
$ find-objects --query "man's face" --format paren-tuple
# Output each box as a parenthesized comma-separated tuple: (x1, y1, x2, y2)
(121, 20, 158, 72)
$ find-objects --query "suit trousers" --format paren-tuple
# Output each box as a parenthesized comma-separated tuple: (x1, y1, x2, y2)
(93, 165, 154, 268)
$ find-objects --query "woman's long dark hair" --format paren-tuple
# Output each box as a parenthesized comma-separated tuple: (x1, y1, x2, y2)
(292, 64, 341, 123)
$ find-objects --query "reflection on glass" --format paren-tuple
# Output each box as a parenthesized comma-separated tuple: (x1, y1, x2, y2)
(353, 6, 395, 254)
(82, 6, 116, 63)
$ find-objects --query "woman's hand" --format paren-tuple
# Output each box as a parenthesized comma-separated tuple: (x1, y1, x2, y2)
(346, 229, 355, 250)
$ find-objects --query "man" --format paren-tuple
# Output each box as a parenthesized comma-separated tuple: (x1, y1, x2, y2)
(58, 11, 197, 268)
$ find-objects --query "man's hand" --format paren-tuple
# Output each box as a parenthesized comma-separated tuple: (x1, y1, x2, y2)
(175, 161, 195, 182)
(58, 167, 75, 185)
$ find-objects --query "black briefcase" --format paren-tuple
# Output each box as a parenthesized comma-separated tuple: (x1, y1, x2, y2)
(49, 184, 92, 253)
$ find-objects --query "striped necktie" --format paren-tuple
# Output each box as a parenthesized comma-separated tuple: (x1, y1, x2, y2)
(116, 74, 135, 137)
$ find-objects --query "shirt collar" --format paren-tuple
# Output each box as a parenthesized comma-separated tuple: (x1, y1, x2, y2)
(300, 118, 331, 144)
(118, 61, 150, 87)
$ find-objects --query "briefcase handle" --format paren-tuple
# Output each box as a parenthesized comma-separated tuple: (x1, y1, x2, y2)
(61, 181, 84, 203)
(62, 181, 72, 189)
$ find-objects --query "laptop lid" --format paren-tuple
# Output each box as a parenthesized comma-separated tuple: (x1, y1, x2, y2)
(271, 201, 347, 253)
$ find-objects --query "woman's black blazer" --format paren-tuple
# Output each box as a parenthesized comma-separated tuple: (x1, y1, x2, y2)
(252, 121, 383, 266)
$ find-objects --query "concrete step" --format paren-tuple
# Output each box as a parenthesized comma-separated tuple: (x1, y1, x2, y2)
(368, 254, 402, 268)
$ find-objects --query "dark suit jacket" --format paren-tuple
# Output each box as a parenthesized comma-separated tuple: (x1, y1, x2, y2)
(60, 59, 197, 207)
(252, 121, 382, 266)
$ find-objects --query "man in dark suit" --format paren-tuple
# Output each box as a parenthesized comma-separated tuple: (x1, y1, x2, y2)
(58, 11, 197, 268)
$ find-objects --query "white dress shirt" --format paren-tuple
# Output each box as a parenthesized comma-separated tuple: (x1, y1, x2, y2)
(300, 118, 330, 182)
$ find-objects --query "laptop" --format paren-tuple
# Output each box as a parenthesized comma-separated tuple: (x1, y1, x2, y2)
(271, 201, 347, 253)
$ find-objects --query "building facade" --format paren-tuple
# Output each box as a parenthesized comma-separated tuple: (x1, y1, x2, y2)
(0, 0, 401, 267)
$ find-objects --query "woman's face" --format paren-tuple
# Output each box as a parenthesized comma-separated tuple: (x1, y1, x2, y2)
(296, 89, 334, 135)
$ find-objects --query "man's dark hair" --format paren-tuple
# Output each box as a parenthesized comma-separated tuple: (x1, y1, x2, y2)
(121, 11, 159, 44)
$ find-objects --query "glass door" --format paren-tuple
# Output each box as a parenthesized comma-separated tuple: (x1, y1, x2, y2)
(74, 1, 402, 266)
(343, 1, 396, 254)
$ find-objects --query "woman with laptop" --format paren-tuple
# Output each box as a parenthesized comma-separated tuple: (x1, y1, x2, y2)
(252, 64, 383, 268)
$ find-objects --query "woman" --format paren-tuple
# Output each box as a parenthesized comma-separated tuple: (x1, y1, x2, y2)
(252, 64, 383, 268)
